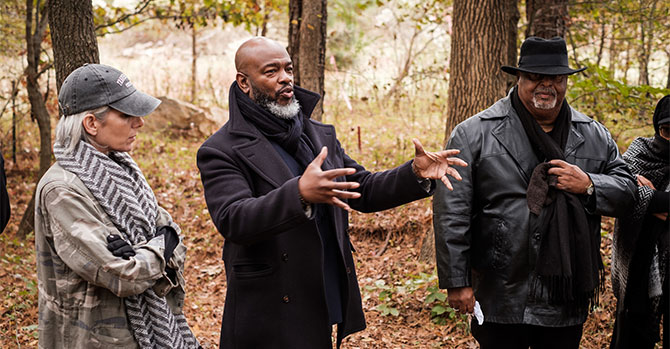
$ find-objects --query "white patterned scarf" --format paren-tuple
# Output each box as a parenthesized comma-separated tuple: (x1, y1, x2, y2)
(54, 140, 199, 349)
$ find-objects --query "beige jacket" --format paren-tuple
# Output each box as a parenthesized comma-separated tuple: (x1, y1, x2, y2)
(35, 163, 188, 349)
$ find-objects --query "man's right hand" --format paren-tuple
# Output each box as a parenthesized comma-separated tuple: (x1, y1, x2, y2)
(447, 286, 475, 314)
(298, 146, 362, 211)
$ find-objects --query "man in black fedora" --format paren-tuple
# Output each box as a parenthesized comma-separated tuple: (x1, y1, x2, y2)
(433, 36, 636, 348)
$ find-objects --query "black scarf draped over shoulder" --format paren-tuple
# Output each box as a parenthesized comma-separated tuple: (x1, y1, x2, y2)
(232, 81, 316, 169)
(511, 86, 603, 307)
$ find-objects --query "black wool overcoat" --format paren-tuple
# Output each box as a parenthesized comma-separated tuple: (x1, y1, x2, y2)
(197, 84, 433, 349)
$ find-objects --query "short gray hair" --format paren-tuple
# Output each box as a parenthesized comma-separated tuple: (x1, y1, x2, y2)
(54, 106, 110, 154)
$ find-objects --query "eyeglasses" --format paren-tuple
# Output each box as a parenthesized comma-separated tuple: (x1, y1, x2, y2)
(660, 125, 670, 139)
(521, 73, 566, 84)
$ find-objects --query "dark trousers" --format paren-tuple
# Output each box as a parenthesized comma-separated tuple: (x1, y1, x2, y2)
(471, 320, 584, 349)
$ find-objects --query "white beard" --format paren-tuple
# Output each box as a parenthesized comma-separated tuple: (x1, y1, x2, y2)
(265, 98, 301, 119)
(532, 86, 558, 110)
(532, 94, 557, 110)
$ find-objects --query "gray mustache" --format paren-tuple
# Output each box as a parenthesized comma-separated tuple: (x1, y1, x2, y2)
(534, 87, 556, 96)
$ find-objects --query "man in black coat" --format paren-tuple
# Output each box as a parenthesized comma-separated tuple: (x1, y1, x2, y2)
(197, 37, 466, 348)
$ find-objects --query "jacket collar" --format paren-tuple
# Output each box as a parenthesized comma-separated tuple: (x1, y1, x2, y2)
(489, 95, 588, 182)
(227, 82, 321, 137)
(224, 82, 324, 188)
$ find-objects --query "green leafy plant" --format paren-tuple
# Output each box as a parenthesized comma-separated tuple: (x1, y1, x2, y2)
(366, 279, 401, 316)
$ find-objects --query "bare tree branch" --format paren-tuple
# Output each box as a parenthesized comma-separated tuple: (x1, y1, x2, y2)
(0, 76, 22, 120)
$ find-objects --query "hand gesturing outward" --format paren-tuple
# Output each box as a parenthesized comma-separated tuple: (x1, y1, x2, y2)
(298, 147, 362, 211)
(411, 139, 468, 190)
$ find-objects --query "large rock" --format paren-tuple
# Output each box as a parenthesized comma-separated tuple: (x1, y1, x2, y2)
(144, 96, 228, 138)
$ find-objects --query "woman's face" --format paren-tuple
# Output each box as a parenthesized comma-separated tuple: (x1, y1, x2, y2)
(88, 109, 144, 153)
(660, 123, 670, 141)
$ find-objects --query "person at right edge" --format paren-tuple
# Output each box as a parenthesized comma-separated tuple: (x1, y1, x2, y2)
(611, 95, 669, 349)
(433, 36, 636, 349)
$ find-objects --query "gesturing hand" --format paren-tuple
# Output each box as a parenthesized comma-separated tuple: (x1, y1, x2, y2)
(107, 234, 135, 260)
(547, 159, 591, 194)
(298, 146, 362, 211)
(412, 139, 467, 190)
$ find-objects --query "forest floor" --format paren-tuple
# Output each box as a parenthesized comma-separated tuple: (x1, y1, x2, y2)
(0, 130, 627, 348)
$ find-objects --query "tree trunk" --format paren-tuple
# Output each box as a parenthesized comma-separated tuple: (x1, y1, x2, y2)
(666, 51, 670, 89)
(47, 0, 99, 89)
(288, 0, 302, 86)
(12, 80, 18, 164)
(18, 0, 101, 237)
(505, 0, 520, 92)
(298, 0, 327, 121)
(608, 33, 617, 73)
(596, 23, 606, 67)
(427, 0, 518, 263)
(623, 39, 631, 83)
(17, 0, 51, 237)
(638, 20, 650, 86)
(288, 0, 327, 121)
(191, 25, 197, 103)
(444, 0, 516, 141)
(525, 0, 568, 39)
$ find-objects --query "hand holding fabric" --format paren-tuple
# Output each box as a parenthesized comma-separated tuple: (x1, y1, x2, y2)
(547, 159, 592, 194)
(411, 139, 467, 190)
(107, 234, 136, 260)
(298, 146, 361, 211)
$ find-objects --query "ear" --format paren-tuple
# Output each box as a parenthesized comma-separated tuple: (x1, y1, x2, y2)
(236, 72, 251, 94)
(82, 113, 99, 136)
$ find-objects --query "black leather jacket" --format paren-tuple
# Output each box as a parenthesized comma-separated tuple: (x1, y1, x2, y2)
(433, 95, 635, 326)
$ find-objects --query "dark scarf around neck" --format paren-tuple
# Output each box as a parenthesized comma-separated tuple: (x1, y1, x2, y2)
(511, 87, 603, 308)
(231, 81, 316, 169)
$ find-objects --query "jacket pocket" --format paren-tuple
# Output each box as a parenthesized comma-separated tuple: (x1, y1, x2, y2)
(473, 215, 512, 271)
(491, 219, 511, 270)
(233, 263, 273, 279)
(90, 325, 137, 348)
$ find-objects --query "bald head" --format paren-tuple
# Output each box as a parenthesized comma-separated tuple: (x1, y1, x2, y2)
(234, 37, 296, 112)
(235, 37, 289, 74)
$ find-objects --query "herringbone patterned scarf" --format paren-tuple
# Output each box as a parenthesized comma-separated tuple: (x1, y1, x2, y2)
(54, 141, 199, 349)
(613, 137, 669, 320)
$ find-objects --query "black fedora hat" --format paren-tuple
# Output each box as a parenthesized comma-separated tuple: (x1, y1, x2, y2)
(501, 36, 586, 76)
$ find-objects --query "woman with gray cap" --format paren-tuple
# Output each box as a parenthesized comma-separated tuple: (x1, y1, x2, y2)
(34, 64, 199, 349)
(611, 95, 669, 349)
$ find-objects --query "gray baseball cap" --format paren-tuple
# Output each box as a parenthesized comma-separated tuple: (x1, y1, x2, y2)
(58, 63, 160, 117)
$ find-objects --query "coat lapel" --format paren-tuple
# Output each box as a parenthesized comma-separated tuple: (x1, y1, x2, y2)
(226, 84, 326, 189)
(303, 121, 337, 171)
(233, 138, 295, 188)
(564, 108, 586, 157)
(491, 110, 538, 183)
(226, 87, 295, 189)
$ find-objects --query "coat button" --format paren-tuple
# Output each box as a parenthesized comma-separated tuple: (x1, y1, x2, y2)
(282, 295, 290, 303)
(282, 253, 289, 262)
(534, 234, 541, 241)
(346, 267, 352, 274)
